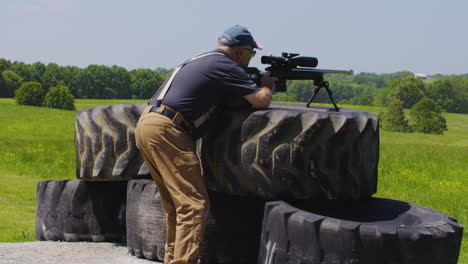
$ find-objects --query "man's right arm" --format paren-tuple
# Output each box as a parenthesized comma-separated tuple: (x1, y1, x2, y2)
(243, 72, 277, 109)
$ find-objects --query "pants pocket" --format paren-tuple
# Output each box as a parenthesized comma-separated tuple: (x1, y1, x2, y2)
(174, 151, 199, 167)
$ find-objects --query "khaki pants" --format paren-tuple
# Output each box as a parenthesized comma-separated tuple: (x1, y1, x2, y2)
(135, 106, 210, 264)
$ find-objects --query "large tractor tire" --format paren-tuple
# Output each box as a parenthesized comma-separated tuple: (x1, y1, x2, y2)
(199, 103, 379, 199)
(258, 199, 463, 264)
(75, 103, 149, 181)
(126, 180, 166, 261)
(35, 180, 127, 242)
(126, 179, 265, 264)
(75, 103, 379, 200)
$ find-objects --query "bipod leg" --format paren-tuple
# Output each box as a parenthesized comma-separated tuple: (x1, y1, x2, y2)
(323, 81, 340, 112)
(306, 86, 322, 108)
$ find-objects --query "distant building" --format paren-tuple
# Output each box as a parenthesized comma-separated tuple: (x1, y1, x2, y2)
(414, 73, 428, 79)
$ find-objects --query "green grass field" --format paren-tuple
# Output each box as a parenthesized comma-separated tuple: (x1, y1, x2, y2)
(0, 98, 467, 262)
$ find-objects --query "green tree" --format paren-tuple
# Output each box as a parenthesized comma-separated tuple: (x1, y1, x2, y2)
(287, 80, 315, 102)
(0, 58, 11, 72)
(0, 58, 13, 98)
(1, 70, 23, 97)
(373, 87, 390, 106)
(61, 66, 82, 98)
(409, 98, 447, 134)
(348, 84, 377, 106)
(327, 78, 356, 102)
(272, 92, 296, 102)
(155, 67, 173, 80)
(78, 64, 132, 99)
(379, 98, 411, 132)
(0, 74, 7, 97)
(77, 65, 111, 99)
(287, 79, 377, 106)
(352, 72, 386, 88)
(42, 63, 63, 90)
(9, 61, 33, 81)
(381, 71, 414, 83)
(15, 81, 45, 106)
(109, 65, 132, 99)
(30, 62, 46, 83)
(43, 85, 76, 110)
(387, 76, 425, 108)
(426, 76, 467, 113)
(130, 68, 164, 99)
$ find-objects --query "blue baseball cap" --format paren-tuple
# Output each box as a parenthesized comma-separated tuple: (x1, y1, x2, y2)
(218, 25, 263, 50)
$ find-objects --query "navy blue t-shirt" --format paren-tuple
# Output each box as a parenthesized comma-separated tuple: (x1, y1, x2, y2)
(150, 50, 260, 122)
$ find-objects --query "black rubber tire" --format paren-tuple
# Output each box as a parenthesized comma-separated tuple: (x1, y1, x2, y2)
(35, 180, 127, 242)
(199, 103, 379, 200)
(257, 199, 463, 264)
(75, 103, 379, 200)
(125, 180, 166, 261)
(75, 103, 150, 181)
(126, 179, 265, 263)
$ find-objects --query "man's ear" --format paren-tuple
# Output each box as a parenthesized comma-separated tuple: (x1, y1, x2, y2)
(235, 47, 243, 59)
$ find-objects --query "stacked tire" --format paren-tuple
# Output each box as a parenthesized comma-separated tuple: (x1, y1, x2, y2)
(125, 179, 266, 263)
(35, 180, 127, 242)
(257, 199, 463, 264)
(35, 102, 463, 264)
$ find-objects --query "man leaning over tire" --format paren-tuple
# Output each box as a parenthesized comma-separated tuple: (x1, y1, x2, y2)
(135, 25, 277, 264)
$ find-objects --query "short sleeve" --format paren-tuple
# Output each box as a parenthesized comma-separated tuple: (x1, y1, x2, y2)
(222, 63, 260, 97)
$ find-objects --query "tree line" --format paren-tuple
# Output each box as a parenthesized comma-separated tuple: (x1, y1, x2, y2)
(0, 58, 171, 100)
(1, 58, 467, 114)
(274, 72, 468, 114)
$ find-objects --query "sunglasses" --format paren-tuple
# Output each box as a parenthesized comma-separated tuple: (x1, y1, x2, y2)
(243, 48, 256, 58)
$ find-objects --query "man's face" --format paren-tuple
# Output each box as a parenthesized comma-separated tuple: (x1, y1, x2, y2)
(237, 45, 256, 66)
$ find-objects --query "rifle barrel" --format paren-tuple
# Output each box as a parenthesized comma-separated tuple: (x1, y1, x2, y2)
(272, 68, 353, 80)
(292, 68, 354, 75)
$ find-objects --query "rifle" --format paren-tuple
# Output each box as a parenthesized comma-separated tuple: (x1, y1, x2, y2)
(246, 52, 353, 111)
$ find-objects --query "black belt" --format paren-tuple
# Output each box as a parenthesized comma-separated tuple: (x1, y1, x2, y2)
(149, 105, 193, 134)
(150, 105, 176, 119)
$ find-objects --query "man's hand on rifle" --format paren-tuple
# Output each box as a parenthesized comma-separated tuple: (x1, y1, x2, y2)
(244, 72, 277, 109)
(260, 72, 278, 89)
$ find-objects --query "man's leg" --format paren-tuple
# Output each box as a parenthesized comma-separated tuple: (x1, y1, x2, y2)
(138, 149, 176, 263)
(136, 111, 210, 264)
(147, 119, 210, 264)
(135, 109, 176, 263)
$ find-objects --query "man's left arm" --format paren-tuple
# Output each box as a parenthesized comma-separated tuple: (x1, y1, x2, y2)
(243, 72, 276, 109)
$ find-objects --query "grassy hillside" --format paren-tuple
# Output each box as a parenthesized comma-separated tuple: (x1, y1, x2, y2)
(0, 99, 146, 241)
(0, 98, 466, 262)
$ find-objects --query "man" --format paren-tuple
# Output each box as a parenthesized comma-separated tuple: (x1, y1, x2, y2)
(135, 25, 276, 264)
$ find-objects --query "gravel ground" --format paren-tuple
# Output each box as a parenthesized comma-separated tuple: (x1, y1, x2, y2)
(0, 241, 162, 264)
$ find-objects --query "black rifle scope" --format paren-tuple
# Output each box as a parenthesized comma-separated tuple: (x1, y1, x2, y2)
(261, 53, 318, 68)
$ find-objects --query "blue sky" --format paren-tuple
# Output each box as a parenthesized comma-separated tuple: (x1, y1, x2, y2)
(1, 0, 467, 74)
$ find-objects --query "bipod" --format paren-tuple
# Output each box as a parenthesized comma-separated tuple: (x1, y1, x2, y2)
(306, 79, 340, 112)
